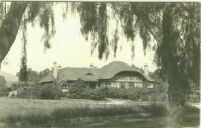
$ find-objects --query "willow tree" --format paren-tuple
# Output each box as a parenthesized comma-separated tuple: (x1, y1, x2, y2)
(76, 3, 200, 109)
(0, 2, 55, 81)
(0, 2, 200, 108)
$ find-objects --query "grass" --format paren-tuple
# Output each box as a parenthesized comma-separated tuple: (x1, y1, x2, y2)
(0, 98, 199, 128)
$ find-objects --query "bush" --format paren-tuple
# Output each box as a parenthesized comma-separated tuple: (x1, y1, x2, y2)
(68, 81, 105, 100)
(0, 87, 10, 97)
(17, 84, 63, 100)
(0, 75, 9, 97)
(104, 87, 150, 101)
(68, 81, 168, 102)
(68, 80, 88, 99)
(10, 82, 29, 91)
(88, 88, 105, 100)
(148, 83, 168, 102)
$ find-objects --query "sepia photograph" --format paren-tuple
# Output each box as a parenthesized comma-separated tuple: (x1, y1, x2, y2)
(0, 1, 200, 128)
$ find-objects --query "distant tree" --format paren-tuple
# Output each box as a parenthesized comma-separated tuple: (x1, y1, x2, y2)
(0, 75, 9, 96)
(0, 75, 6, 87)
(38, 68, 51, 80)
(18, 17, 28, 82)
(18, 55, 28, 82)
(17, 68, 51, 83)
(27, 68, 39, 82)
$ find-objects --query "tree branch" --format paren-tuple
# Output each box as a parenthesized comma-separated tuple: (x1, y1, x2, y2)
(0, 2, 28, 63)
(107, 3, 162, 44)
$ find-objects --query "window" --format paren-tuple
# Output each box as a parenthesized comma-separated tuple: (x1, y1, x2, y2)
(148, 83, 154, 88)
(121, 82, 129, 88)
(134, 83, 143, 88)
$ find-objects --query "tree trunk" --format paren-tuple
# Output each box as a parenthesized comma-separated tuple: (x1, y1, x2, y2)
(0, 2, 28, 63)
(168, 74, 187, 108)
(162, 5, 191, 112)
(162, 6, 191, 127)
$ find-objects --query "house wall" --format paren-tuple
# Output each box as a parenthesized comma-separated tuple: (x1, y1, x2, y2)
(98, 71, 153, 89)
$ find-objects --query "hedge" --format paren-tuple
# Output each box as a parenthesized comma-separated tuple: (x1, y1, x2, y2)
(68, 81, 168, 102)
(17, 84, 63, 100)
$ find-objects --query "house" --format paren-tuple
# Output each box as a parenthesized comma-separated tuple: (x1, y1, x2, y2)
(39, 61, 155, 89)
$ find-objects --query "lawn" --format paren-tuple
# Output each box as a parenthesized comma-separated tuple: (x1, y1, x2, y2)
(0, 98, 199, 128)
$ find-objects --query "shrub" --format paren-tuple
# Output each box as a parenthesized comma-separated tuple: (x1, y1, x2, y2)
(68, 80, 88, 99)
(187, 90, 200, 103)
(148, 83, 168, 102)
(68, 81, 168, 102)
(17, 84, 63, 100)
(0, 75, 9, 97)
(88, 88, 105, 100)
(68, 81, 106, 100)
(104, 87, 150, 101)
(0, 87, 10, 97)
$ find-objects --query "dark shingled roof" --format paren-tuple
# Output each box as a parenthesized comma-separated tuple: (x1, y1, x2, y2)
(57, 67, 100, 82)
(98, 61, 153, 81)
(39, 61, 154, 83)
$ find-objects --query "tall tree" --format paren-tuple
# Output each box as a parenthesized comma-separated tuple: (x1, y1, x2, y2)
(0, 75, 6, 87)
(17, 68, 51, 83)
(19, 18, 28, 82)
(0, 3, 28, 63)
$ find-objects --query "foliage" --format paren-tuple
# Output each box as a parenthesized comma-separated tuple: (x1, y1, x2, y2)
(0, 87, 9, 97)
(17, 84, 63, 100)
(104, 87, 149, 101)
(68, 80, 88, 99)
(186, 83, 200, 103)
(18, 17, 28, 82)
(26, 68, 39, 82)
(0, 3, 28, 63)
(17, 68, 51, 83)
(38, 68, 51, 80)
(0, 75, 6, 86)
(0, 75, 9, 96)
(68, 81, 168, 102)
(10, 83, 19, 91)
(148, 82, 168, 102)
(19, 56, 28, 82)
(10, 82, 29, 91)
(87, 88, 105, 100)
(68, 81, 105, 100)
(76, 3, 200, 106)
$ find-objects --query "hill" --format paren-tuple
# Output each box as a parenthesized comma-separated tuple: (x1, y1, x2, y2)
(0, 71, 18, 82)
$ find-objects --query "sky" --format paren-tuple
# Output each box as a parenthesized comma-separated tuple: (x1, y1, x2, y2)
(1, 3, 157, 75)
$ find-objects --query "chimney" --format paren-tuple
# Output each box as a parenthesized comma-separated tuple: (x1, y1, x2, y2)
(144, 64, 149, 76)
(52, 62, 58, 79)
